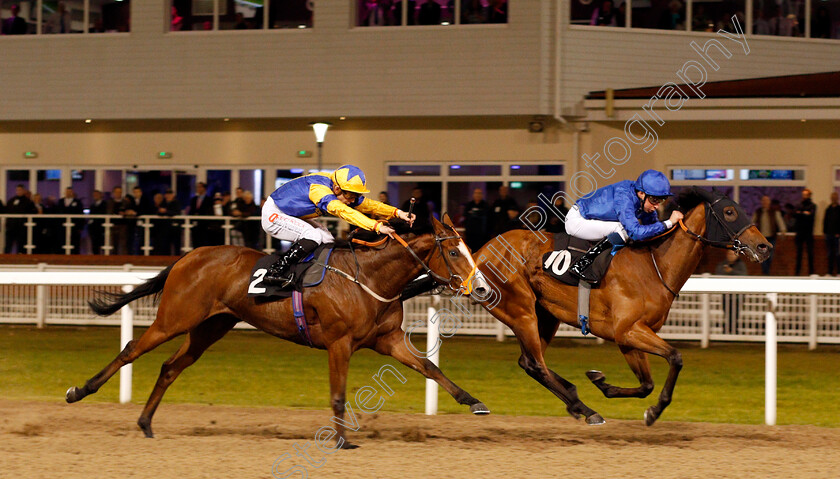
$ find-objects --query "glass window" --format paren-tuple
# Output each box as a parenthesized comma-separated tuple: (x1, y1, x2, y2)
(176, 172, 196, 210)
(5, 170, 30, 201)
(671, 168, 734, 181)
(692, 0, 744, 32)
(754, 0, 803, 37)
(103, 170, 123, 200)
(358, 0, 399, 26)
(358, 0, 506, 26)
(36, 169, 62, 201)
(270, 0, 312, 29)
(811, 0, 840, 39)
(739, 169, 805, 181)
(388, 165, 441, 176)
(97, 0, 131, 33)
(510, 164, 563, 176)
(135, 170, 174, 196)
(632, 0, 686, 30)
(739, 186, 803, 218)
(207, 169, 231, 196)
(275, 168, 306, 189)
(71, 170, 95, 207)
(1, 1, 34, 34)
(238, 169, 265, 204)
(574, 0, 622, 26)
(387, 181, 442, 216)
(449, 164, 502, 176)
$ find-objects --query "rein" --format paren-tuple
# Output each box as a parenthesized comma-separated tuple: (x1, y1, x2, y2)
(319, 227, 470, 303)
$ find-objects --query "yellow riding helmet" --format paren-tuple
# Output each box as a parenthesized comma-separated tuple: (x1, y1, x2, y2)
(332, 165, 370, 194)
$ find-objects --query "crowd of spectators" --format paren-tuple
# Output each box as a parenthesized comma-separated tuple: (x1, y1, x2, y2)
(1, 184, 839, 276)
(0, 183, 262, 256)
(358, 0, 507, 26)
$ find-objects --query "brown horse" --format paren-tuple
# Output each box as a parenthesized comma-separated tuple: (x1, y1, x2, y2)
(473, 187, 771, 425)
(65, 214, 492, 447)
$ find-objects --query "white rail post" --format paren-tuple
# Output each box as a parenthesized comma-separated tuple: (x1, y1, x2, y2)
(35, 263, 47, 328)
(495, 321, 505, 342)
(808, 293, 818, 351)
(701, 293, 710, 348)
(765, 292, 777, 426)
(425, 295, 440, 416)
(119, 284, 134, 404)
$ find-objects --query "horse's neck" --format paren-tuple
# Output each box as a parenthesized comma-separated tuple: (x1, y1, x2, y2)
(655, 205, 707, 292)
(353, 235, 431, 298)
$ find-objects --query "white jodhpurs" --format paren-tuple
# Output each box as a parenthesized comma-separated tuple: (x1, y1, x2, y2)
(261, 200, 334, 245)
(564, 205, 628, 242)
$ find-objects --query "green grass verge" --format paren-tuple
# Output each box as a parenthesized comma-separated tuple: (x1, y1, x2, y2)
(0, 325, 837, 426)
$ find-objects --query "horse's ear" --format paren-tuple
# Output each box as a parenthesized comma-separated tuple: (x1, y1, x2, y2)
(442, 213, 455, 229)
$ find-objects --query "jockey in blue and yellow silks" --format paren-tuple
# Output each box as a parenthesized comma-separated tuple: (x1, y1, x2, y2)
(260, 164, 414, 286)
(565, 169, 684, 282)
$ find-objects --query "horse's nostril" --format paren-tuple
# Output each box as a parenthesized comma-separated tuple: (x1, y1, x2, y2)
(474, 286, 488, 296)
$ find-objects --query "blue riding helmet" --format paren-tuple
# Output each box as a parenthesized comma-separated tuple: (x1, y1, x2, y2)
(634, 170, 673, 198)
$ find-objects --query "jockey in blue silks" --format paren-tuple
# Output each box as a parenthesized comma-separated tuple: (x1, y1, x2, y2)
(565, 169, 684, 282)
(261, 164, 414, 287)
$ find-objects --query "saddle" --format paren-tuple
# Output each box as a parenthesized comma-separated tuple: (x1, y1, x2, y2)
(248, 244, 334, 301)
(541, 232, 615, 287)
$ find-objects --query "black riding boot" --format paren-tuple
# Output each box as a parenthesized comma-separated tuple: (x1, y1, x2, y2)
(569, 236, 614, 282)
(263, 239, 319, 287)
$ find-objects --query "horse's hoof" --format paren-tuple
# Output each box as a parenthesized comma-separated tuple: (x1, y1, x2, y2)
(340, 441, 359, 450)
(65, 387, 81, 403)
(470, 402, 491, 415)
(585, 370, 605, 383)
(644, 407, 658, 426)
(585, 414, 606, 426)
(138, 420, 154, 438)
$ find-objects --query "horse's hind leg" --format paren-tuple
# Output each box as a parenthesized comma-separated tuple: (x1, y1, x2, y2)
(374, 331, 489, 414)
(515, 320, 604, 425)
(65, 322, 180, 403)
(615, 323, 682, 426)
(586, 346, 655, 399)
(137, 314, 239, 438)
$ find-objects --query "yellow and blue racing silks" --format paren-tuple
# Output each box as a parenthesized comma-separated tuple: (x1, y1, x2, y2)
(269, 172, 397, 232)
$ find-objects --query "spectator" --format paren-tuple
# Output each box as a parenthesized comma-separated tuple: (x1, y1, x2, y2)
(162, 188, 182, 255)
(43, 195, 64, 254)
(170, 5, 184, 31)
(487, 0, 507, 23)
(30, 193, 52, 254)
(419, 0, 441, 25)
(190, 182, 214, 247)
(793, 188, 816, 275)
(591, 0, 616, 26)
(462, 0, 487, 23)
(107, 186, 129, 255)
(150, 192, 178, 255)
(5, 185, 35, 254)
(824, 191, 840, 276)
(234, 12, 248, 29)
(379, 191, 390, 205)
(546, 195, 570, 234)
(753, 8, 771, 34)
(88, 189, 107, 255)
(715, 249, 747, 334)
(233, 190, 261, 250)
(751, 196, 786, 275)
(812, 6, 831, 39)
(463, 188, 490, 252)
(360, 0, 389, 26)
(401, 187, 434, 231)
(209, 192, 227, 245)
(45, 1, 71, 34)
(491, 185, 520, 235)
(2, 4, 28, 35)
(55, 187, 84, 254)
(615, 1, 626, 27)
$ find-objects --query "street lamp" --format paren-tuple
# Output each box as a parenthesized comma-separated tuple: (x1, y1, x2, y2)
(310, 122, 332, 172)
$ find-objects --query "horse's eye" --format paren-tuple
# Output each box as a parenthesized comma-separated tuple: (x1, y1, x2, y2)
(449, 250, 458, 257)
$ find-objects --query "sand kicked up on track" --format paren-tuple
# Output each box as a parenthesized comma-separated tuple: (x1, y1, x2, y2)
(1, 399, 838, 479)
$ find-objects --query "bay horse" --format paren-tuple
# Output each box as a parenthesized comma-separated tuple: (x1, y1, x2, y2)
(473, 187, 771, 425)
(65, 214, 492, 447)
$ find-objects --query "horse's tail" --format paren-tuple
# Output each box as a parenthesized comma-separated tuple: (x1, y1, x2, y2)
(88, 261, 178, 316)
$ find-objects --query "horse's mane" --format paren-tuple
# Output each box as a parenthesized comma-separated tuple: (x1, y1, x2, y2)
(674, 186, 717, 213)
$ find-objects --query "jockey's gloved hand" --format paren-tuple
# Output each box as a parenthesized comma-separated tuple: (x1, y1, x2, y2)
(376, 222, 396, 237)
(396, 210, 415, 226)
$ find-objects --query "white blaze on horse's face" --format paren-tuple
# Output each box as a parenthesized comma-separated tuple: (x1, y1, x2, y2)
(455, 237, 489, 296)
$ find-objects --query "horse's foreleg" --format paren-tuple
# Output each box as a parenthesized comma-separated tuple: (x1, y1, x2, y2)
(586, 346, 655, 399)
(617, 324, 682, 426)
(137, 315, 238, 438)
(327, 337, 358, 449)
(374, 331, 489, 415)
(65, 324, 175, 403)
(515, 324, 604, 425)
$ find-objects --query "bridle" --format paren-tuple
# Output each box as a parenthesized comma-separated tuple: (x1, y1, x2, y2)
(390, 229, 474, 293)
(678, 196, 753, 254)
